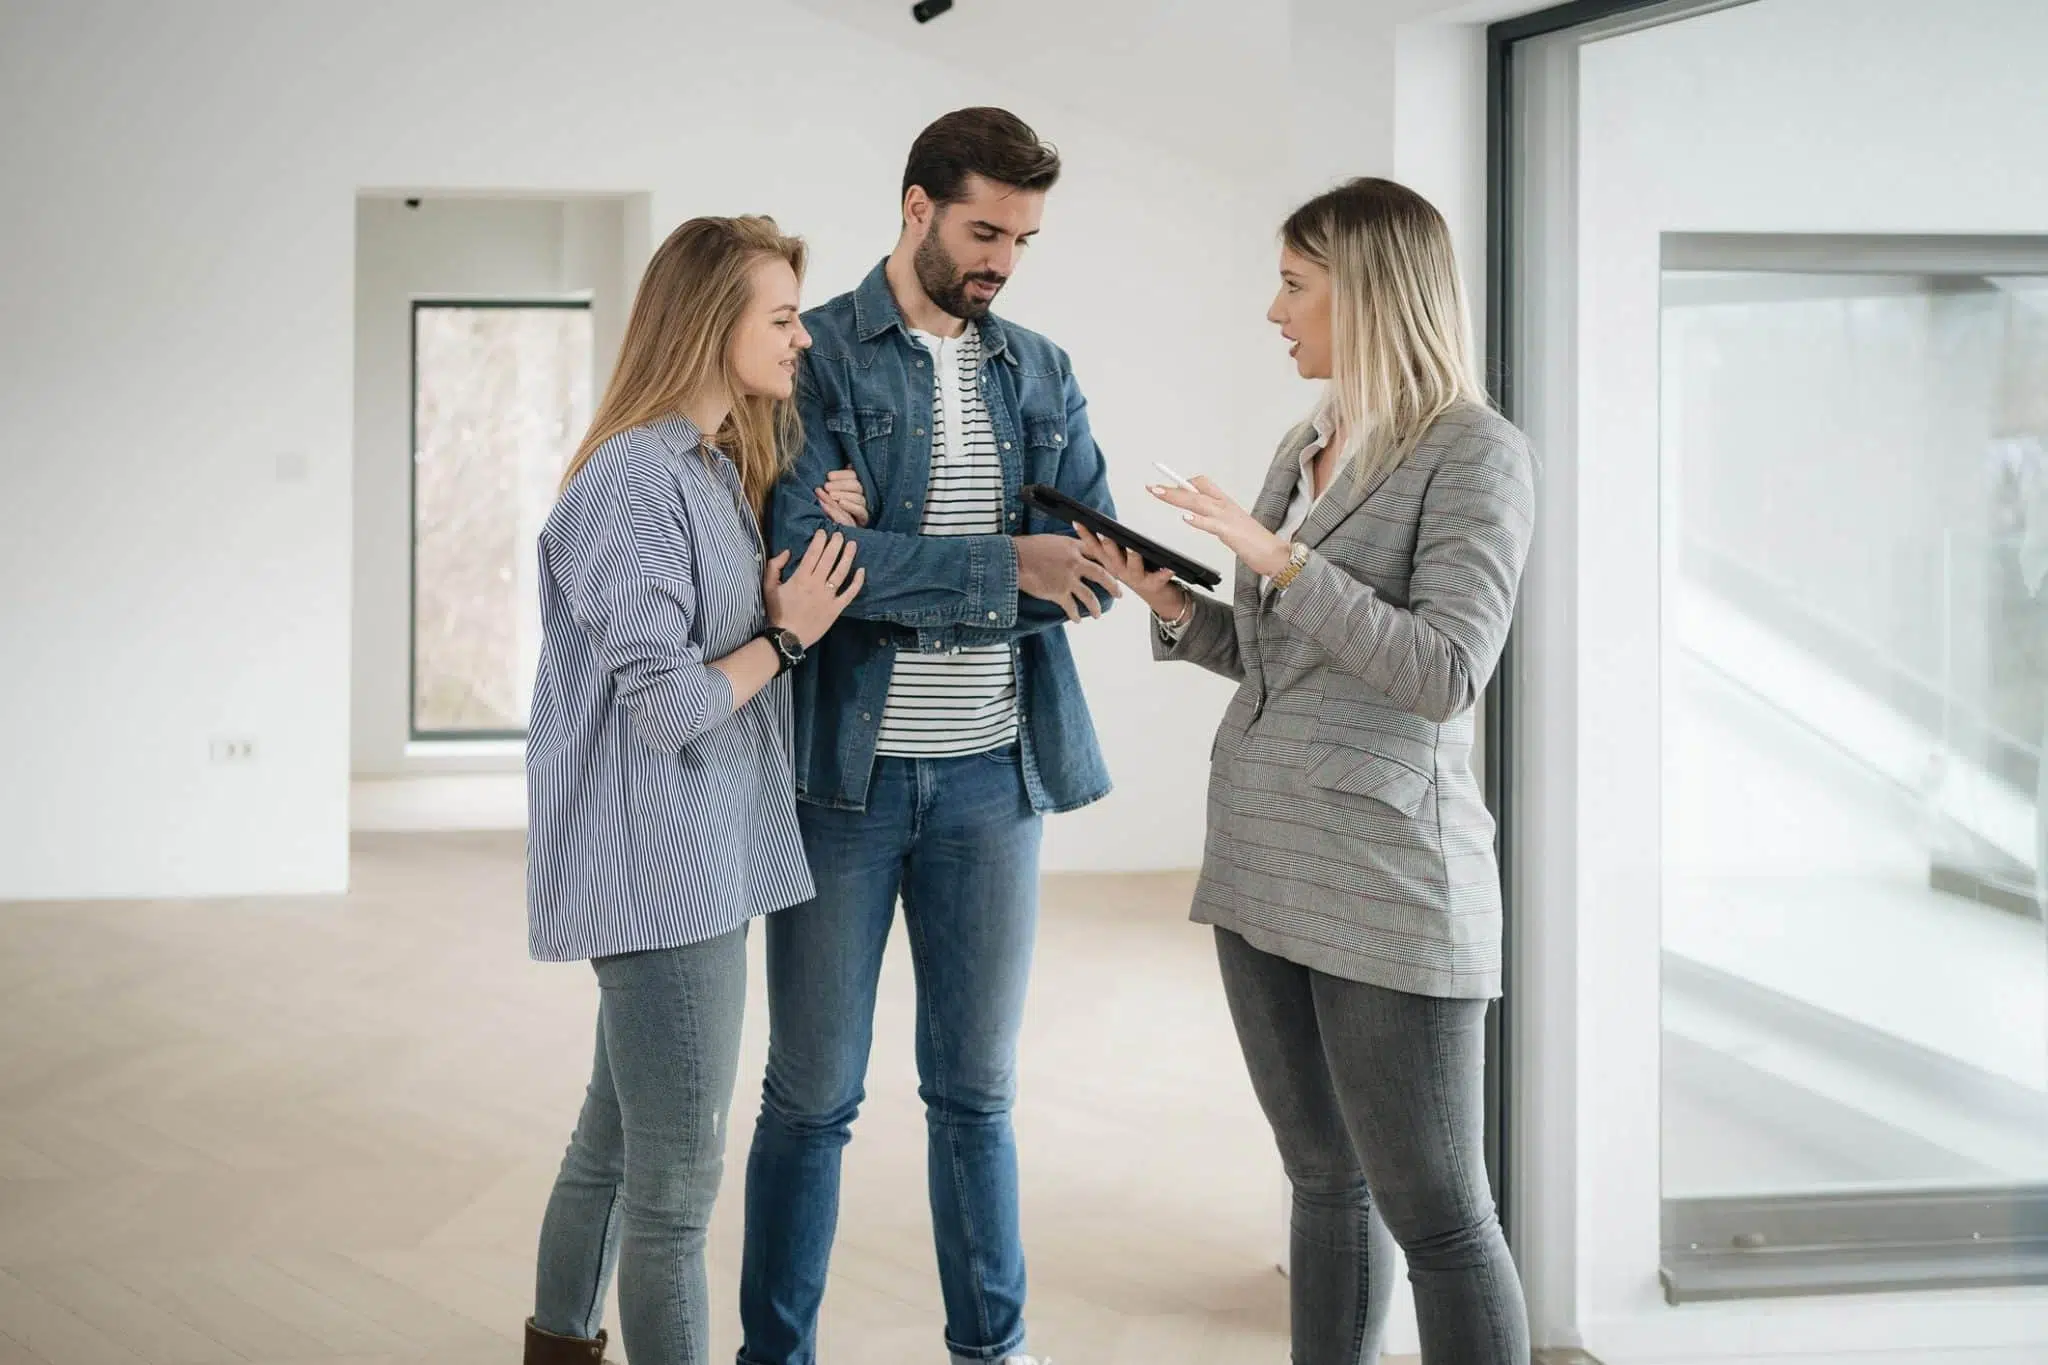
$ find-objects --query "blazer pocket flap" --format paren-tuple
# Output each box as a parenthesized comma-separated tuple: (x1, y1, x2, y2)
(1305, 744, 1433, 816)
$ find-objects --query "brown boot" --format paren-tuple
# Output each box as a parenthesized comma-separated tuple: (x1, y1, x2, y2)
(523, 1317, 611, 1364)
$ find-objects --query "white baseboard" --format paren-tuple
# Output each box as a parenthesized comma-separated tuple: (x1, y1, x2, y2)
(350, 774, 526, 832)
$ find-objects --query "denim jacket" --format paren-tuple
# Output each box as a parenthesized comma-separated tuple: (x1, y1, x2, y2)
(768, 261, 1115, 814)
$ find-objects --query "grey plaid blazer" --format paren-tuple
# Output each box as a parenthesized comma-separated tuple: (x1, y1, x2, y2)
(1155, 401, 1535, 998)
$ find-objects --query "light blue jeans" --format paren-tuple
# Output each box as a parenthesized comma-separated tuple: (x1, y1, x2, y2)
(533, 928, 748, 1364)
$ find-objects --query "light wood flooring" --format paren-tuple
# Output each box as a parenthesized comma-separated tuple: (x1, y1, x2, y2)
(0, 833, 1332, 1364)
(0, 833, 1608, 1364)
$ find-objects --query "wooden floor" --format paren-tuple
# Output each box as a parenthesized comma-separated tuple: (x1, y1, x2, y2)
(0, 833, 1342, 1365)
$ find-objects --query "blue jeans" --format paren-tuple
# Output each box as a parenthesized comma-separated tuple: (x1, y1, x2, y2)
(534, 929, 749, 1364)
(738, 748, 1044, 1365)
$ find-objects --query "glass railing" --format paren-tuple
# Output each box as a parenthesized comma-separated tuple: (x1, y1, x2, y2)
(1657, 259, 2048, 1301)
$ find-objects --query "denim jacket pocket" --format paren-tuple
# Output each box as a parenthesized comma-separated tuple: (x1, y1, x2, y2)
(824, 407, 896, 444)
(1022, 413, 1066, 448)
(1021, 413, 1067, 485)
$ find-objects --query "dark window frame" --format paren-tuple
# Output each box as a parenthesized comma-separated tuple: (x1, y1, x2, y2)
(1481, 0, 1692, 1254)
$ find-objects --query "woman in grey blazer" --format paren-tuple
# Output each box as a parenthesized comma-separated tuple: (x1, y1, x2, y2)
(1080, 178, 1534, 1364)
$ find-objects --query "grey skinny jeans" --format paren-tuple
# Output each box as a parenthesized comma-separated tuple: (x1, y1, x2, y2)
(1214, 928, 1529, 1365)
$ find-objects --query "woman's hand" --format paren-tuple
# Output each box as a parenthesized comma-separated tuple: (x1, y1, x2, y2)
(764, 530, 865, 647)
(1147, 475, 1291, 579)
(1073, 526, 1187, 622)
(816, 468, 869, 527)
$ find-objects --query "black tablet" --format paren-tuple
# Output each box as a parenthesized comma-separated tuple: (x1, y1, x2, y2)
(1021, 483, 1223, 591)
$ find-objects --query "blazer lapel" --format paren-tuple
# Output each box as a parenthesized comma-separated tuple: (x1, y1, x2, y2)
(1294, 409, 1471, 552)
(1294, 460, 1373, 553)
(1235, 423, 1316, 673)
(1253, 422, 1317, 532)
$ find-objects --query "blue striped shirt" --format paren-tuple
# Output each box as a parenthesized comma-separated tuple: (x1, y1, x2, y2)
(526, 416, 814, 962)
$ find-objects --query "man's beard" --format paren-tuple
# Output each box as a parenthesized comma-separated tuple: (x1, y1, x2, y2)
(914, 229, 1005, 321)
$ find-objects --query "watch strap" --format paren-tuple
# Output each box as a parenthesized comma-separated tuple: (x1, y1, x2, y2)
(1269, 541, 1311, 593)
(758, 627, 803, 675)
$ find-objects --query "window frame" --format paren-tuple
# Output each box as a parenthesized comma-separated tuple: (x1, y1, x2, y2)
(1482, 0, 1742, 1259)
(1489, 0, 2048, 1305)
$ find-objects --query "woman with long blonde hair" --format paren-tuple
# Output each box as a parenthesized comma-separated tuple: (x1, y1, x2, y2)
(1082, 178, 1535, 1362)
(522, 215, 865, 1365)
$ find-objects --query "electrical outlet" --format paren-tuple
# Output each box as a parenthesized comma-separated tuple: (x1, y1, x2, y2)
(209, 737, 257, 763)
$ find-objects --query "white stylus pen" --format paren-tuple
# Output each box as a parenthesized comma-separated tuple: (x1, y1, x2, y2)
(1152, 461, 1199, 491)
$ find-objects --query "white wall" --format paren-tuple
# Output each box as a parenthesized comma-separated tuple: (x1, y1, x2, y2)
(0, 0, 1350, 899)
(1393, 17, 1490, 302)
(1005, 141, 1293, 874)
(1519, 0, 2048, 1358)
(0, 0, 1515, 898)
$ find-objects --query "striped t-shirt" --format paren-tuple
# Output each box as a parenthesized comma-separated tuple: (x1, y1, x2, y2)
(874, 324, 1019, 757)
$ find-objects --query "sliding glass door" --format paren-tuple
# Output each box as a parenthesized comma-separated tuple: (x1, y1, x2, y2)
(1491, 0, 2048, 1316)
(1656, 236, 2048, 1299)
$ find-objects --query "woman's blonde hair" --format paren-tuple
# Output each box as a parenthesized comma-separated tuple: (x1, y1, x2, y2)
(1281, 178, 1487, 493)
(561, 215, 806, 514)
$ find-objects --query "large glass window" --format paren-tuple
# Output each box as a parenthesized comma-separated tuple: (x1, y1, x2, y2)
(1659, 240, 2048, 1297)
(1497, 0, 2048, 1334)
(411, 300, 593, 738)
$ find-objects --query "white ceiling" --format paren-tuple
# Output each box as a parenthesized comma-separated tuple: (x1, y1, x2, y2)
(786, 0, 1537, 180)
(783, 0, 1294, 179)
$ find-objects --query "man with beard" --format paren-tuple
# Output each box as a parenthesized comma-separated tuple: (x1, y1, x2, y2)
(743, 108, 1120, 1365)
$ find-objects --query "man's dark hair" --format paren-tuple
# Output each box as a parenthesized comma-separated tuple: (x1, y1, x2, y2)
(901, 107, 1061, 207)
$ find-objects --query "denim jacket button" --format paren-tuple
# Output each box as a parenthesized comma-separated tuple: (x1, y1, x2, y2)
(987, 611, 998, 621)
